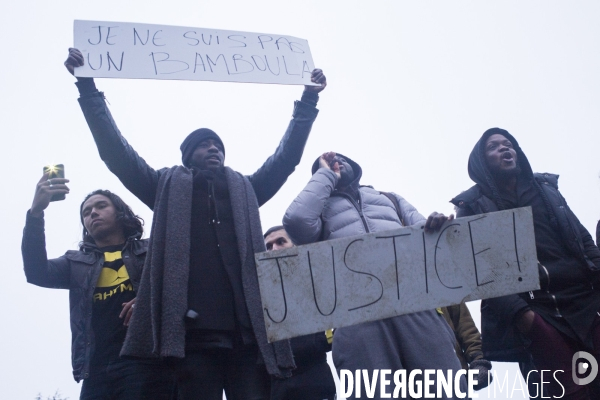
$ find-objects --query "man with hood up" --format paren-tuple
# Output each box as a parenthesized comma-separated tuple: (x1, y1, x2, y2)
(284, 152, 474, 399)
(64, 48, 326, 399)
(451, 128, 600, 399)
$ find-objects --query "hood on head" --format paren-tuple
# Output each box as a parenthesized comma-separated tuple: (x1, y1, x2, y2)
(311, 152, 363, 188)
(467, 127, 533, 195)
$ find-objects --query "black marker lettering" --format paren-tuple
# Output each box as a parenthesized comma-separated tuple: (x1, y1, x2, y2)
(133, 28, 149, 45)
(265, 56, 280, 76)
(275, 37, 293, 51)
(308, 248, 337, 316)
(227, 35, 247, 48)
(258, 35, 273, 49)
(183, 31, 200, 46)
(88, 26, 103, 45)
(193, 53, 206, 73)
(301, 61, 312, 78)
(87, 53, 102, 70)
(201, 34, 213, 46)
(257, 254, 297, 323)
(251, 55, 267, 71)
(433, 224, 463, 289)
(344, 239, 384, 312)
(467, 216, 494, 286)
(513, 212, 522, 272)
(290, 41, 305, 54)
(231, 54, 254, 74)
(149, 52, 189, 75)
(206, 54, 230, 74)
(376, 233, 411, 300)
(107, 52, 124, 71)
(105, 26, 118, 45)
(422, 232, 429, 293)
(152, 30, 165, 46)
(282, 56, 300, 76)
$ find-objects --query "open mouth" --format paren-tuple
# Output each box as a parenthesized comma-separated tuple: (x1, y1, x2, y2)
(501, 152, 514, 162)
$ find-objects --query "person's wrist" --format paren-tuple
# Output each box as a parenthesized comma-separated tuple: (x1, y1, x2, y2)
(29, 208, 44, 218)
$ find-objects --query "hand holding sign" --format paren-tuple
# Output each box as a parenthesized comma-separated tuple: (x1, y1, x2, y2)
(65, 48, 83, 75)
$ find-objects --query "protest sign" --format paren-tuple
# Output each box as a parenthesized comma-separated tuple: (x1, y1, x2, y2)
(73, 20, 315, 85)
(255, 207, 540, 342)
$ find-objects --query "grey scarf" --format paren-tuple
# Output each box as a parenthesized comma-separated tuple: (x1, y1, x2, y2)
(121, 166, 294, 378)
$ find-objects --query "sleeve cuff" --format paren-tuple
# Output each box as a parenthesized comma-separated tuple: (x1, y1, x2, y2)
(26, 209, 45, 226)
(300, 91, 319, 107)
(75, 78, 98, 95)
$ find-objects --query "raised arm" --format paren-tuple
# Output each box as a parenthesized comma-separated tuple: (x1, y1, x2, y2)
(65, 48, 161, 210)
(22, 175, 72, 288)
(248, 69, 326, 206)
(283, 153, 339, 245)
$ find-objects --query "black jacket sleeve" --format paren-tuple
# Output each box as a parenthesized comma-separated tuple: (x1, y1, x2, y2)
(22, 211, 71, 289)
(76, 81, 160, 210)
(248, 100, 319, 207)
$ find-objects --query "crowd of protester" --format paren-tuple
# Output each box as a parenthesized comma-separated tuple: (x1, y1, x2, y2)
(19, 47, 600, 400)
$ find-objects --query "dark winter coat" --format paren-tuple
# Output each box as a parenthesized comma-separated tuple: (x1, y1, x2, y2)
(76, 82, 319, 377)
(451, 128, 600, 361)
(21, 211, 147, 382)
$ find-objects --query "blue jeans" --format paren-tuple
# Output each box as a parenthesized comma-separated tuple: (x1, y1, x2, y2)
(80, 358, 176, 400)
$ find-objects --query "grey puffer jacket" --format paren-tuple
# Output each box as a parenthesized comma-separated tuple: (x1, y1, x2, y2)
(284, 154, 425, 244)
(22, 211, 147, 382)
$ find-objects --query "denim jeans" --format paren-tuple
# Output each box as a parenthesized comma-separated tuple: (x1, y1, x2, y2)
(175, 345, 269, 400)
(80, 358, 176, 400)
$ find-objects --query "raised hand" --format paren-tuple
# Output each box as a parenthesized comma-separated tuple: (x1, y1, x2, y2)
(64, 48, 84, 75)
(304, 69, 327, 94)
(318, 151, 340, 180)
(30, 173, 70, 217)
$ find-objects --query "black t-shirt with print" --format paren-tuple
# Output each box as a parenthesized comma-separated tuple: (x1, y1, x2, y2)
(90, 244, 136, 369)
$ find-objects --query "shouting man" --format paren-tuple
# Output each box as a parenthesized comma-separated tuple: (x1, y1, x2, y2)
(452, 128, 600, 399)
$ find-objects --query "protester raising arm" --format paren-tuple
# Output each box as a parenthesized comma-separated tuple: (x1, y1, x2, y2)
(22, 174, 71, 288)
(65, 48, 161, 209)
(284, 152, 340, 245)
(248, 69, 326, 206)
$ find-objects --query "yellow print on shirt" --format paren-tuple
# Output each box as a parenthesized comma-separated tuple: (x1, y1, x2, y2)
(96, 265, 130, 287)
(93, 251, 134, 302)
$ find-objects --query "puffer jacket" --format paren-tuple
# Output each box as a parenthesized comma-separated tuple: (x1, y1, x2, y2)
(21, 211, 148, 382)
(284, 154, 425, 244)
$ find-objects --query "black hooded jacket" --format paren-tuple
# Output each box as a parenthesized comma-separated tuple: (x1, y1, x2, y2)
(451, 128, 600, 361)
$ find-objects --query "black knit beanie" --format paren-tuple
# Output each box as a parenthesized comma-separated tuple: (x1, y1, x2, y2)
(180, 128, 225, 167)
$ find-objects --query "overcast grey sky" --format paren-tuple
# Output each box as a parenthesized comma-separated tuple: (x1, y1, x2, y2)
(2, 1, 600, 399)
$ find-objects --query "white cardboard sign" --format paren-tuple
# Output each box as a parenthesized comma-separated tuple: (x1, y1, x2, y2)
(73, 20, 315, 85)
(256, 207, 540, 342)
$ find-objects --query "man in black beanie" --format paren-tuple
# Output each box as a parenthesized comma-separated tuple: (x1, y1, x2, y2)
(452, 128, 600, 399)
(65, 47, 326, 400)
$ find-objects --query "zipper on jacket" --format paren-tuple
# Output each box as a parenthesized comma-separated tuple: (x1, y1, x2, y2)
(333, 191, 370, 233)
(540, 263, 562, 317)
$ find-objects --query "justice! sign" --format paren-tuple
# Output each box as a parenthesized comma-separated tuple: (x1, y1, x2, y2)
(255, 207, 540, 342)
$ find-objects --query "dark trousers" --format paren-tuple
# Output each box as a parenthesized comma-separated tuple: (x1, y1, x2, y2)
(80, 358, 176, 400)
(271, 361, 336, 400)
(526, 313, 600, 400)
(175, 345, 270, 400)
